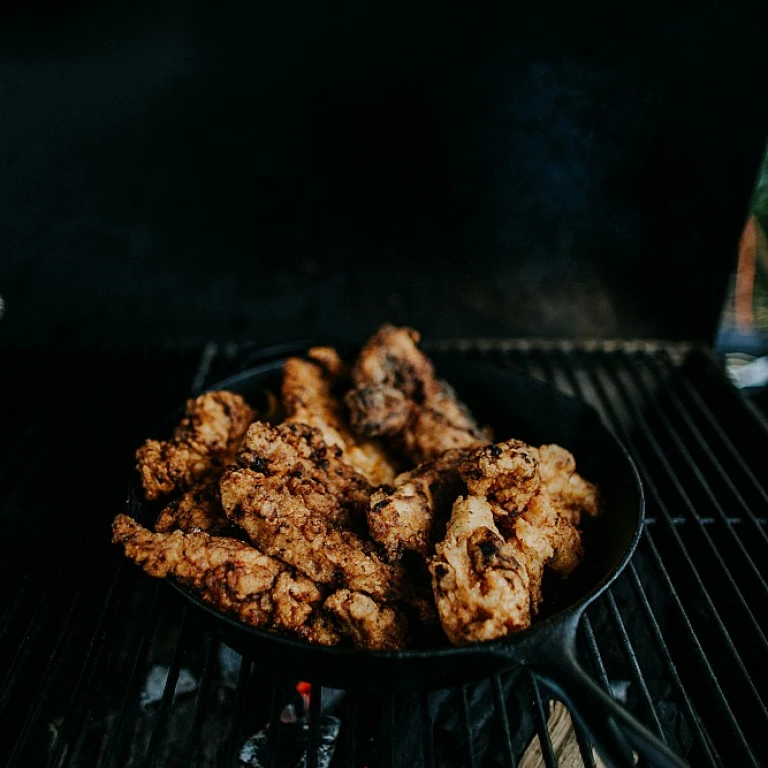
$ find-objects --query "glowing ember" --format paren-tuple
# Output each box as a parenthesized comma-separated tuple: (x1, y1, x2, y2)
(296, 682, 311, 713)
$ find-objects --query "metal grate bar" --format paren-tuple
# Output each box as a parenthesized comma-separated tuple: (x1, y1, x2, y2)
(569, 355, 768, 711)
(572, 718, 598, 768)
(529, 674, 558, 768)
(342, 691, 358, 768)
(45, 562, 129, 768)
(590, 357, 768, 659)
(5, 560, 102, 766)
(640, 353, 768, 546)
(625, 564, 722, 768)
(180, 633, 219, 768)
(143, 607, 190, 768)
(657, 350, 768, 508)
(580, 618, 611, 694)
(224, 656, 253, 768)
(615, 354, 768, 592)
(640, 527, 758, 764)
(491, 675, 517, 768)
(603, 590, 666, 741)
(456, 686, 477, 768)
(0, 564, 66, 714)
(305, 686, 322, 768)
(93, 583, 165, 768)
(419, 692, 436, 768)
(265, 683, 283, 768)
(386, 695, 397, 768)
(551, 353, 764, 764)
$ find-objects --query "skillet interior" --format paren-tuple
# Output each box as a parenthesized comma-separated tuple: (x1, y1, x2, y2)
(126, 353, 643, 691)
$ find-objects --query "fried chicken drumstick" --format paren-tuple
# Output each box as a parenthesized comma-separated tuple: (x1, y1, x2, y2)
(136, 391, 255, 501)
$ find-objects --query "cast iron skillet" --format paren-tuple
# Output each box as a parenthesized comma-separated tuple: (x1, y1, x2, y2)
(126, 349, 687, 768)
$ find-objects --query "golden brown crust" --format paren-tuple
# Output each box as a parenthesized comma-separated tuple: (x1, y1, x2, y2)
(282, 350, 397, 485)
(367, 448, 467, 561)
(112, 514, 340, 643)
(112, 514, 281, 628)
(458, 440, 541, 516)
(136, 391, 255, 501)
(346, 325, 487, 463)
(220, 421, 407, 602)
(430, 496, 532, 645)
(227, 420, 371, 527)
(537, 444, 601, 525)
(154, 480, 233, 535)
(324, 589, 408, 651)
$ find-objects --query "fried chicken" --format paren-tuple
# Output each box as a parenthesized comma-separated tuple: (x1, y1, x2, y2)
(430, 496, 532, 645)
(537, 444, 601, 525)
(282, 348, 396, 485)
(458, 440, 540, 516)
(113, 514, 340, 644)
(136, 391, 255, 501)
(367, 448, 467, 560)
(154, 480, 233, 535)
(346, 325, 488, 463)
(325, 589, 408, 650)
(228, 420, 371, 527)
(458, 439, 585, 579)
(430, 440, 588, 643)
(220, 422, 407, 602)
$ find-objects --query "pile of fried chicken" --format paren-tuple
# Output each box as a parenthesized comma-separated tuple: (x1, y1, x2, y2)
(113, 325, 600, 651)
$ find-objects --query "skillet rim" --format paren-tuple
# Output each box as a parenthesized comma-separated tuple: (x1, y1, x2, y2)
(125, 353, 645, 661)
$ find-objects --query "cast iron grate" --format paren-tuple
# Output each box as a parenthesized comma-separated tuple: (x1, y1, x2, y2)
(0, 341, 766, 767)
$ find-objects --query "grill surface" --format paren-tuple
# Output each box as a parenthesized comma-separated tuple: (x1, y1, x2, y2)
(1, 341, 766, 767)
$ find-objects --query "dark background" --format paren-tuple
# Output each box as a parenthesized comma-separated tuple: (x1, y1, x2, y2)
(1, 0, 767, 346)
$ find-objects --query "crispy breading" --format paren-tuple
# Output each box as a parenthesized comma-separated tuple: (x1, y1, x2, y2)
(228, 420, 370, 527)
(113, 514, 338, 643)
(325, 589, 408, 650)
(367, 448, 466, 560)
(282, 348, 396, 485)
(458, 440, 541, 516)
(113, 514, 280, 628)
(154, 480, 233, 535)
(136, 391, 255, 501)
(537, 444, 601, 525)
(430, 496, 532, 645)
(220, 422, 407, 602)
(346, 325, 488, 463)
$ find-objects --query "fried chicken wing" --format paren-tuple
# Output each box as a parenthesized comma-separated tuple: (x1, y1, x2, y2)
(154, 480, 233, 535)
(282, 348, 396, 485)
(346, 325, 488, 463)
(537, 444, 601, 525)
(367, 448, 466, 560)
(324, 589, 408, 650)
(136, 391, 255, 501)
(429, 496, 532, 645)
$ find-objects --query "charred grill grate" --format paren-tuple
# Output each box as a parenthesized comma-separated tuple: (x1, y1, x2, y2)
(1, 341, 767, 767)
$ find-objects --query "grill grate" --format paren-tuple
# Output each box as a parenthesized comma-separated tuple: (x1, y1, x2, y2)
(1, 342, 767, 767)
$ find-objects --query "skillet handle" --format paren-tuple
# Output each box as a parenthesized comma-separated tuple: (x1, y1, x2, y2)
(532, 648, 688, 768)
